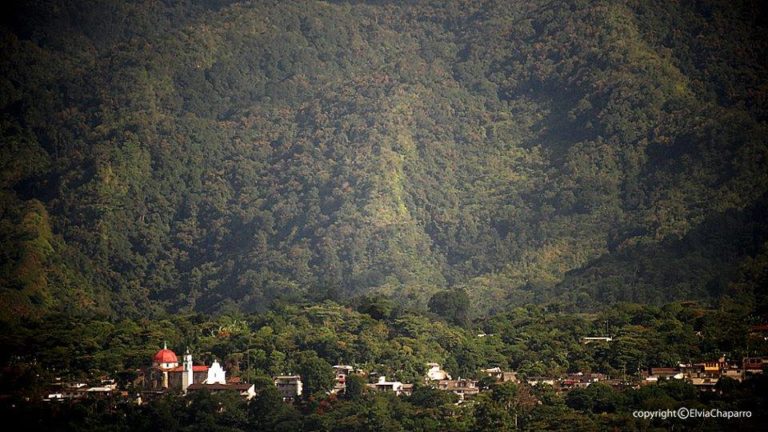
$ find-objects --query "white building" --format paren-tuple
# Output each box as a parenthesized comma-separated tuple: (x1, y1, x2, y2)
(205, 360, 227, 385)
(369, 376, 404, 395)
(274, 375, 303, 400)
(426, 363, 451, 381)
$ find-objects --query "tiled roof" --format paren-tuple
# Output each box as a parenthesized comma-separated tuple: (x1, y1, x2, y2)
(167, 365, 209, 372)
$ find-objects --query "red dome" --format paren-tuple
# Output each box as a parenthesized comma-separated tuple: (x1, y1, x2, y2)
(153, 348, 178, 364)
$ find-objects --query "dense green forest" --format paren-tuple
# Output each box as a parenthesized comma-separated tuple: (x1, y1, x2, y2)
(3, 1, 768, 430)
(1, 0, 767, 319)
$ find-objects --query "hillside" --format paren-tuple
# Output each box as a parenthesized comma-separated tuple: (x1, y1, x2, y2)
(1, 0, 767, 320)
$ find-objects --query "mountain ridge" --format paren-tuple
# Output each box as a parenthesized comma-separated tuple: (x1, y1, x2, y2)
(1, 0, 766, 320)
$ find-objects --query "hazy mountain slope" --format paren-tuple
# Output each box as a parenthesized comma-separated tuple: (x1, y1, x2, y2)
(1, 0, 766, 319)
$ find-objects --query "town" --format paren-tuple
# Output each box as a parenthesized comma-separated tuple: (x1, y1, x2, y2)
(40, 343, 768, 406)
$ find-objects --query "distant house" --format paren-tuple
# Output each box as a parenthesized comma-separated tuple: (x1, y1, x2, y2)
(333, 365, 354, 375)
(368, 376, 405, 395)
(436, 379, 480, 402)
(677, 357, 739, 391)
(721, 368, 743, 382)
(560, 372, 608, 391)
(44, 393, 64, 402)
(526, 377, 556, 387)
(749, 324, 768, 341)
(645, 367, 684, 384)
(274, 375, 303, 400)
(332, 365, 354, 394)
(481, 367, 518, 383)
(689, 377, 718, 391)
(581, 337, 613, 344)
(559, 379, 584, 391)
(425, 363, 451, 381)
(743, 357, 768, 375)
(649, 367, 680, 378)
(680, 357, 727, 380)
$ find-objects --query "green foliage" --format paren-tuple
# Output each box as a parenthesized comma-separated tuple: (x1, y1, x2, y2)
(565, 383, 624, 414)
(428, 289, 470, 327)
(0, 0, 765, 319)
(296, 351, 335, 399)
(343, 374, 367, 401)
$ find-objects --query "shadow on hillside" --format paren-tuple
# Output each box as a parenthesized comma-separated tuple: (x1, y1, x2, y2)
(551, 192, 768, 309)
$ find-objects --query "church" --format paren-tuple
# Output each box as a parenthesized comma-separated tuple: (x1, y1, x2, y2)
(145, 343, 254, 399)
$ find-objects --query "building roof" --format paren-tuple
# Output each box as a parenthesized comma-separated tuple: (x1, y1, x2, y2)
(186, 383, 253, 391)
(153, 348, 178, 364)
(167, 365, 208, 372)
(650, 367, 679, 374)
(274, 375, 301, 380)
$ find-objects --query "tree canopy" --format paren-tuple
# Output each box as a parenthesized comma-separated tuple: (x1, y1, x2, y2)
(0, 0, 766, 320)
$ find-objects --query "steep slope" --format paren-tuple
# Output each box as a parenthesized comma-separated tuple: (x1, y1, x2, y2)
(0, 0, 766, 319)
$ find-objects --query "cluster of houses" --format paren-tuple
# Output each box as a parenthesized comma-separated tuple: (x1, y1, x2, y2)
(43, 378, 120, 402)
(42, 342, 768, 405)
(517, 356, 768, 394)
(273, 363, 517, 403)
(41, 345, 516, 405)
(641, 356, 768, 391)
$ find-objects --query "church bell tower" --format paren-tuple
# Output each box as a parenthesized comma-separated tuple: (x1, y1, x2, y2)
(182, 349, 193, 393)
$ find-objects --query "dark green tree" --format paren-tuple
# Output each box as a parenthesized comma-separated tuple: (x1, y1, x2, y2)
(296, 352, 335, 399)
(428, 289, 470, 327)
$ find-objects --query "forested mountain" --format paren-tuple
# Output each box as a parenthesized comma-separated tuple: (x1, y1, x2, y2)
(1, 0, 767, 320)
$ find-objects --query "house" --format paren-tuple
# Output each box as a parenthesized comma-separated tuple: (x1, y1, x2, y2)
(743, 357, 768, 375)
(425, 363, 451, 381)
(526, 377, 556, 387)
(689, 377, 718, 391)
(749, 324, 768, 341)
(481, 367, 518, 383)
(436, 379, 480, 402)
(581, 336, 613, 344)
(559, 372, 608, 391)
(85, 386, 115, 398)
(721, 367, 744, 382)
(648, 367, 683, 381)
(332, 365, 354, 394)
(643, 366, 684, 385)
(559, 379, 586, 391)
(680, 357, 727, 380)
(368, 376, 405, 395)
(678, 357, 732, 391)
(333, 365, 354, 375)
(44, 393, 65, 402)
(274, 375, 303, 400)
